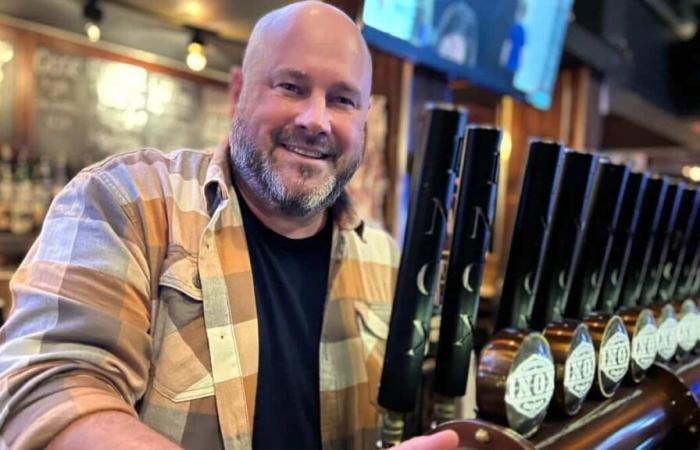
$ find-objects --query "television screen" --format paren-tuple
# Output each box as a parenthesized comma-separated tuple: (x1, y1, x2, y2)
(361, 0, 574, 110)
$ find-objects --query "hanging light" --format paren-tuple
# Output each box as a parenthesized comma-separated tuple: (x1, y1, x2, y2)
(83, 0, 103, 43)
(681, 165, 700, 182)
(186, 28, 207, 72)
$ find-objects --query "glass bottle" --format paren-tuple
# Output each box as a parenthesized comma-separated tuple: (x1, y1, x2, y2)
(0, 144, 13, 232)
(10, 148, 34, 235)
(32, 156, 53, 227)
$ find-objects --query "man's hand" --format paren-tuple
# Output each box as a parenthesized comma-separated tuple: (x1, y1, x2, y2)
(391, 429, 459, 450)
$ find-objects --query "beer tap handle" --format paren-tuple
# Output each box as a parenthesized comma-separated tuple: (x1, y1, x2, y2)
(675, 189, 700, 299)
(639, 181, 684, 307)
(564, 161, 630, 319)
(617, 177, 669, 309)
(598, 172, 648, 313)
(528, 151, 598, 330)
(377, 104, 466, 443)
(495, 141, 564, 331)
(659, 187, 700, 301)
(433, 127, 501, 424)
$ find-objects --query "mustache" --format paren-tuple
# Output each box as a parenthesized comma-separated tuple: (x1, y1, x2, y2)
(273, 128, 339, 157)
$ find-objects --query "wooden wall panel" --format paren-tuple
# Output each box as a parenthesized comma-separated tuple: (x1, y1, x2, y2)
(370, 48, 409, 236)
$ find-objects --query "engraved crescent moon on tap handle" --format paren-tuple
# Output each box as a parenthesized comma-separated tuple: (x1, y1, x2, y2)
(462, 264, 475, 293)
(557, 269, 567, 289)
(416, 263, 431, 296)
(524, 272, 534, 295)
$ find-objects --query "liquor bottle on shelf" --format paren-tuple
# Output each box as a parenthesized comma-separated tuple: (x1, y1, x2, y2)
(52, 156, 69, 200)
(32, 156, 54, 228)
(10, 148, 34, 235)
(0, 143, 13, 232)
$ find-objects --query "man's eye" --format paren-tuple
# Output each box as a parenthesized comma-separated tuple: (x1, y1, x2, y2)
(334, 96, 357, 108)
(278, 83, 301, 93)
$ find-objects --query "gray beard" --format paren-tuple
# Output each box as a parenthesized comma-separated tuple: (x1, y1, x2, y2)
(229, 115, 359, 218)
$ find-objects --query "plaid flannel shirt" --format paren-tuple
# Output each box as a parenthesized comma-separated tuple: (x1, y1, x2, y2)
(0, 145, 399, 450)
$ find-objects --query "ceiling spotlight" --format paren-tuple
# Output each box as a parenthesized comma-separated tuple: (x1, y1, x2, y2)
(689, 166, 700, 182)
(186, 29, 207, 72)
(83, 0, 103, 43)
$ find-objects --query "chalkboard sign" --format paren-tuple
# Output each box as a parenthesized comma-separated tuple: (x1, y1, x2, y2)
(33, 45, 230, 166)
(0, 38, 16, 144)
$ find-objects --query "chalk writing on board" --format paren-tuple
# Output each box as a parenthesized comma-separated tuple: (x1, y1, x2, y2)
(32, 45, 229, 167)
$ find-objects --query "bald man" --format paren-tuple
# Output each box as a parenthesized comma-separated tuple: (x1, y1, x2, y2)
(0, 2, 457, 450)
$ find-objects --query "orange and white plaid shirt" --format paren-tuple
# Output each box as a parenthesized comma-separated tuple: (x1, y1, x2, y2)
(0, 145, 399, 450)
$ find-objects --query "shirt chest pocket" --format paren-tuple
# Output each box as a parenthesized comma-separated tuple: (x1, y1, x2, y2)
(151, 252, 215, 403)
(354, 300, 391, 406)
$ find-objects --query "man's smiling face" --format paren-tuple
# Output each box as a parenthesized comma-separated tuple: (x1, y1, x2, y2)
(230, 5, 372, 217)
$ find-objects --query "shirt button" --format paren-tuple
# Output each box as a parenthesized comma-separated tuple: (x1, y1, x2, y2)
(193, 274, 202, 289)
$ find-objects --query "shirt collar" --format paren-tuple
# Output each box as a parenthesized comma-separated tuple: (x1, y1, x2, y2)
(203, 143, 365, 238)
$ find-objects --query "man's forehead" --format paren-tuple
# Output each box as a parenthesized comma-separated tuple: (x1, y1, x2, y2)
(267, 11, 365, 57)
(257, 27, 370, 90)
(244, 3, 372, 96)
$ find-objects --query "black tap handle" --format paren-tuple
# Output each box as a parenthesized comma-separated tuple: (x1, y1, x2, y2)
(434, 126, 501, 398)
(639, 182, 684, 307)
(617, 177, 669, 309)
(529, 151, 598, 329)
(378, 104, 466, 413)
(597, 172, 648, 313)
(658, 187, 700, 301)
(564, 161, 629, 319)
(495, 140, 564, 330)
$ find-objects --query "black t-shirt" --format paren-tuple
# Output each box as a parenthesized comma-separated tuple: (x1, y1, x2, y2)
(237, 193, 332, 450)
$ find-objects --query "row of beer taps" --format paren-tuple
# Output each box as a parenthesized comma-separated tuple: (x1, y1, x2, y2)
(375, 103, 700, 446)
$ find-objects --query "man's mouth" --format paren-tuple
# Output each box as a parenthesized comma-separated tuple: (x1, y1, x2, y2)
(280, 143, 332, 160)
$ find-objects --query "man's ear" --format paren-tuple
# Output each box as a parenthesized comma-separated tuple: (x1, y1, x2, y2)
(229, 66, 243, 118)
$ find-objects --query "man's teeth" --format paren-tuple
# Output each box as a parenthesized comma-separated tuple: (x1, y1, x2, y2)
(284, 144, 326, 159)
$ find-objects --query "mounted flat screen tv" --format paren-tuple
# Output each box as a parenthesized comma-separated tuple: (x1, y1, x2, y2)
(361, 0, 574, 110)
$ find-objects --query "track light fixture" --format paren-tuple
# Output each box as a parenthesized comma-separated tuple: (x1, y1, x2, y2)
(186, 28, 207, 72)
(83, 0, 103, 43)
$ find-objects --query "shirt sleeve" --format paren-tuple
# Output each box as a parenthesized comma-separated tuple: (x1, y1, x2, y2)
(0, 169, 153, 450)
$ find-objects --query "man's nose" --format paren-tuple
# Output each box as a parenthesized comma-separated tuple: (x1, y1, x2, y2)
(294, 95, 331, 136)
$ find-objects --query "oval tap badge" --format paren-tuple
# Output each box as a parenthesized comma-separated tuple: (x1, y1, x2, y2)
(600, 331, 630, 383)
(505, 354, 555, 419)
(632, 324, 657, 370)
(564, 341, 595, 399)
(677, 311, 697, 352)
(656, 316, 678, 360)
